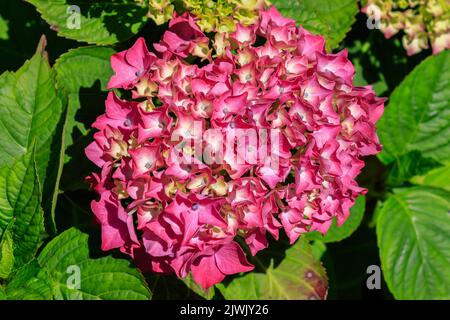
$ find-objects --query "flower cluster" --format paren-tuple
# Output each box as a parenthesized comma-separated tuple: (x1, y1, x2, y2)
(135, 0, 265, 32)
(135, 0, 175, 25)
(86, 7, 385, 289)
(363, 0, 450, 55)
(182, 0, 266, 32)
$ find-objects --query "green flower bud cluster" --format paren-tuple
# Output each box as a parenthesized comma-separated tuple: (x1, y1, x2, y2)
(364, 0, 450, 55)
(135, 0, 175, 25)
(136, 0, 266, 33)
(182, 0, 266, 33)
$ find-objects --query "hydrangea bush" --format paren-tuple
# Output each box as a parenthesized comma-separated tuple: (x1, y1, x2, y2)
(85, 7, 385, 289)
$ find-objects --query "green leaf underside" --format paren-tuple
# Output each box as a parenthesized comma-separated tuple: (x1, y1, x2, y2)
(377, 50, 450, 165)
(0, 151, 45, 270)
(271, 0, 359, 50)
(305, 195, 365, 243)
(37, 228, 151, 300)
(377, 187, 450, 299)
(0, 36, 63, 186)
(217, 238, 328, 300)
(26, 0, 148, 45)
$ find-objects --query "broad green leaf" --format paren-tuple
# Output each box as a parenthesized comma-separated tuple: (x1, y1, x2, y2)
(55, 46, 115, 151)
(217, 238, 328, 300)
(0, 151, 45, 269)
(411, 163, 450, 191)
(377, 187, 450, 299)
(46, 46, 114, 228)
(38, 228, 151, 300)
(309, 240, 327, 261)
(386, 151, 443, 186)
(27, 0, 148, 45)
(55, 47, 115, 192)
(5, 260, 53, 300)
(0, 287, 5, 300)
(305, 195, 365, 243)
(377, 50, 450, 165)
(271, 0, 359, 50)
(0, 229, 14, 279)
(0, 14, 8, 40)
(0, 35, 63, 186)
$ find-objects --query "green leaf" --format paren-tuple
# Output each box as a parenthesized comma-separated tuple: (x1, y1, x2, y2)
(54, 47, 115, 192)
(411, 163, 450, 191)
(0, 14, 8, 40)
(386, 151, 443, 186)
(0, 229, 14, 279)
(0, 150, 45, 269)
(309, 240, 327, 261)
(0, 35, 63, 186)
(217, 238, 328, 300)
(5, 260, 53, 300)
(271, 0, 359, 50)
(55, 46, 115, 151)
(377, 50, 450, 165)
(27, 0, 148, 45)
(38, 227, 151, 300)
(45, 46, 115, 228)
(377, 187, 450, 299)
(305, 195, 365, 243)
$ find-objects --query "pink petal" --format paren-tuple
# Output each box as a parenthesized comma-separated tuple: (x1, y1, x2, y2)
(191, 254, 225, 289)
(215, 242, 254, 275)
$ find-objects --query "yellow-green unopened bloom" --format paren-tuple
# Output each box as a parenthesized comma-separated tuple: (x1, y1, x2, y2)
(363, 0, 450, 55)
(136, 0, 267, 33)
(136, 0, 175, 25)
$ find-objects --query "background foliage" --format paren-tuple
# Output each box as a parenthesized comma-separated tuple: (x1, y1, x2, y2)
(0, 0, 448, 300)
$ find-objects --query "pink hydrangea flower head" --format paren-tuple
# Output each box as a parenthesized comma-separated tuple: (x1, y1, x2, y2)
(86, 7, 385, 289)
